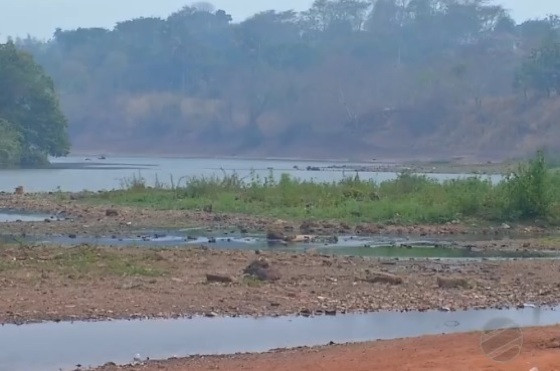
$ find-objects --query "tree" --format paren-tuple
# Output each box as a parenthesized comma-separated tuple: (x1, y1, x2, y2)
(0, 119, 22, 167)
(516, 35, 560, 96)
(0, 42, 69, 166)
(303, 0, 370, 33)
(17, 1, 560, 158)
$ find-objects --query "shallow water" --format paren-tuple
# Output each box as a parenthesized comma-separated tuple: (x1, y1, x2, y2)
(12, 231, 559, 260)
(309, 245, 559, 259)
(0, 156, 503, 192)
(0, 307, 557, 371)
(0, 210, 54, 223)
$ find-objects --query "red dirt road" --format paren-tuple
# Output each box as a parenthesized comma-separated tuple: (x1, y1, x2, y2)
(109, 326, 560, 370)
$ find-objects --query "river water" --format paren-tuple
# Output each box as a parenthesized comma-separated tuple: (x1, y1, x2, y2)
(0, 156, 502, 193)
(0, 306, 556, 371)
(9, 230, 555, 260)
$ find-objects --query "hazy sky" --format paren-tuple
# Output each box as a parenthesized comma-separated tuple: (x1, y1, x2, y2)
(2, 0, 560, 41)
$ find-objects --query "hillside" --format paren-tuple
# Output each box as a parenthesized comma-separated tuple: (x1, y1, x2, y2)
(15, 1, 560, 160)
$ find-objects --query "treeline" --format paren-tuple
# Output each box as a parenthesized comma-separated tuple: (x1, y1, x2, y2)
(16, 1, 560, 158)
(0, 43, 69, 167)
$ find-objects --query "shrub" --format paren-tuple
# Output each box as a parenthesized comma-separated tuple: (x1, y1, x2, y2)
(504, 151, 551, 220)
(102, 152, 559, 225)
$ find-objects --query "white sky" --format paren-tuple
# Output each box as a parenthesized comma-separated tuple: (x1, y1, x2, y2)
(1, 0, 560, 41)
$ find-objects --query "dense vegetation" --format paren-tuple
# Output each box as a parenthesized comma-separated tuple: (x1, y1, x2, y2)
(15, 1, 560, 158)
(0, 42, 69, 167)
(91, 153, 560, 225)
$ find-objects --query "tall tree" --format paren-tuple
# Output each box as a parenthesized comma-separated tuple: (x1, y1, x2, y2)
(0, 42, 69, 166)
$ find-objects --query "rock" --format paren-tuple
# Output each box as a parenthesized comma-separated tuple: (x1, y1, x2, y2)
(255, 267, 281, 282)
(243, 259, 281, 282)
(14, 186, 24, 195)
(269, 221, 315, 243)
(364, 271, 403, 285)
(244, 259, 269, 273)
(206, 274, 233, 283)
(266, 227, 286, 241)
(327, 235, 339, 244)
(105, 209, 119, 217)
(437, 276, 471, 289)
(300, 220, 319, 234)
(501, 223, 511, 229)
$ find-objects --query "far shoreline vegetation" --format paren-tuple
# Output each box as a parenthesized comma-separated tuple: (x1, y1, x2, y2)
(13, 0, 560, 159)
(86, 152, 560, 226)
(6, 0, 560, 165)
(0, 42, 69, 168)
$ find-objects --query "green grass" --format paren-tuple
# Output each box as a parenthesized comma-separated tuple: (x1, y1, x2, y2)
(242, 276, 265, 287)
(0, 244, 169, 281)
(51, 247, 167, 278)
(87, 153, 560, 225)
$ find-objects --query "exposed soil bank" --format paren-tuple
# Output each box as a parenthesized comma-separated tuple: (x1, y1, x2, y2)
(1, 245, 560, 324)
(97, 326, 560, 371)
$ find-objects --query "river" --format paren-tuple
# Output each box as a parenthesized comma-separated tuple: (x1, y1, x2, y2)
(0, 307, 555, 371)
(0, 156, 503, 193)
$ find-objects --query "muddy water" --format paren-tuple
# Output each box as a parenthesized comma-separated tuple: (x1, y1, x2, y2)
(0, 156, 503, 192)
(0, 307, 557, 371)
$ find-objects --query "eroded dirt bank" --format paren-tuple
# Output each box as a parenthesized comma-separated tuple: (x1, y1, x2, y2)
(97, 326, 560, 371)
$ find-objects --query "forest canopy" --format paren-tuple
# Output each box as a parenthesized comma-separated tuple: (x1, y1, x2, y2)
(0, 42, 69, 167)
(14, 0, 560, 159)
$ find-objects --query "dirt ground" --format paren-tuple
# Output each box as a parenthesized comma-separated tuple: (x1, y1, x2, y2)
(2, 193, 560, 369)
(1, 245, 560, 324)
(98, 326, 560, 370)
